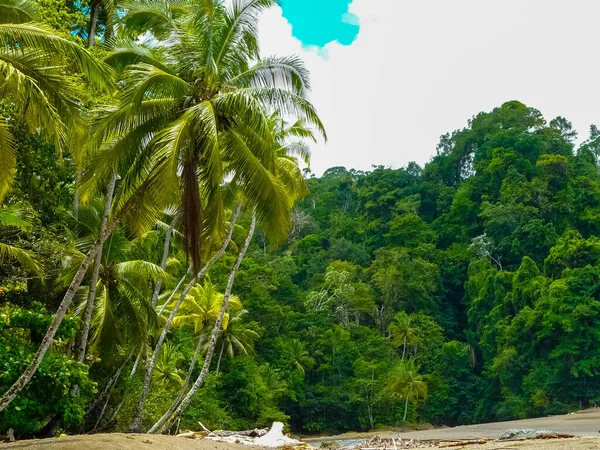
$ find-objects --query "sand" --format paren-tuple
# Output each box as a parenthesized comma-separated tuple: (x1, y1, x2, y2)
(0, 433, 263, 450)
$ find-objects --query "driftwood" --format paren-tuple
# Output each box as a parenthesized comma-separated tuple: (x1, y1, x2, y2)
(438, 440, 487, 448)
(535, 433, 576, 439)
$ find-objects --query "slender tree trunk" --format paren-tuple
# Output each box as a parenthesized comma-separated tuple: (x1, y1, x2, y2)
(157, 213, 256, 433)
(94, 389, 112, 430)
(401, 335, 406, 361)
(157, 264, 192, 316)
(129, 206, 241, 432)
(147, 334, 205, 433)
(0, 216, 122, 412)
(75, 172, 117, 363)
(131, 350, 143, 377)
(88, 0, 100, 47)
(73, 170, 81, 221)
(403, 394, 409, 422)
(151, 217, 177, 308)
(85, 351, 131, 417)
(215, 340, 225, 376)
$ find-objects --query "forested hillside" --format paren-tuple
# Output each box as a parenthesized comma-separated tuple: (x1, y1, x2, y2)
(2, 0, 600, 440)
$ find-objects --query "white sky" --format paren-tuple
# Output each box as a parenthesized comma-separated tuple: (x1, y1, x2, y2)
(257, 0, 600, 176)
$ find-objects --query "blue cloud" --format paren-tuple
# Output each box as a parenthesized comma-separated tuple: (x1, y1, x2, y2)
(279, 0, 360, 48)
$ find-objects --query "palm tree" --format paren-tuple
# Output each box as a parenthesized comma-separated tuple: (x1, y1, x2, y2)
(211, 309, 259, 374)
(152, 212, 257, 433)
(165, 278, 242, 333)
(153, 342, 185, 388)
(102, 0, 324, 431)
(90, 0, 325, 274)
(387, 311, 416, 360)
(148, 274, 243, 433)
(65, 212, 166, 360)
(283, 338, 315, 376)
(0, 0, 113, 204)
(388, 359, 428, 422)
(0, 203, 41, 275)
(261, 363, 288, 402)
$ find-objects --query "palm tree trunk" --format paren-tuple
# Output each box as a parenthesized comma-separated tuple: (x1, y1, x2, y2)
(0, 216, 122, 412)
(75, 172, 117, 363)
(156, 213, 256, 433)
(402, 335, 407, 361)
(129, 206, 241, 432)
(215, 340, 225, 376)
(151, 216, 177, 308)
(147, 334, 204, 433)
(88, 0, 100, 47)
(85, 351, 131, 417)
(403, 394, 409, 422)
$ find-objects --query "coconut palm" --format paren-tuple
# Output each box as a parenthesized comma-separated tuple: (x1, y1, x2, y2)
(164, 278, 242, 333)
(388, 359, 428, 422)
(89, 0, 325, 274)
(283, 338, 315, 376)
(153, 342, 185, 388)
(0, 203, 41, 275)
(387, 311, 416, 361)
(65, 206, 167, 360)
(104, 0, 324, 431)
(0, 0, 113, 204)
(210, 309, 258, 374)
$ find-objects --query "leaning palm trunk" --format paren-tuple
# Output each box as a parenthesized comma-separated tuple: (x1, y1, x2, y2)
(147, 333, 205, 433)
(75, 172, 118, 363)
(156, 265, 192, 316)
(403, 394, 409, 422)
(156, 213, 256, 433)
(85, 351, 132, 417)
(151, 216, 177, 308)
(0, 216, 122, 412)
(129, 206, 241, 432)
(215, 340, 225, 375)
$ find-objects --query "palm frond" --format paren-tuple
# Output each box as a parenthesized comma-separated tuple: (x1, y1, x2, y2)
(104, 40, 172, 74)
(228, 55, 310, 96)
(0, 0, 39, 24)
(0, 120, 16, 203)
(0, 241, 42, 274)
(0, 203, 33, 231)
(0, 23, 114, 90)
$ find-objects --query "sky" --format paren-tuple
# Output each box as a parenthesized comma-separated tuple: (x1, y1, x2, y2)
(255, 0, 600, 176)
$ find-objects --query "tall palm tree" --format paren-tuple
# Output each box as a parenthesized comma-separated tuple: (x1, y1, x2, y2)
(387, 311, 416, 361)
(388, 359, 428, 422)
(0, 203, 41, 275)
(99, 0, 324, 431)
(0, 0, 113, 204)
(283, 338, 315, 376)
(89, 0, 325, 274)
(210, 309, 258, 374)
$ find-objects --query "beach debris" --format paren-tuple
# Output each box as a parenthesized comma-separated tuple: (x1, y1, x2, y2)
(437, 440, 487, 448)
(342, 436, 437, 449)
(196, 421, 312, 448)
(534, 433, 576, 439)
(498, 429, 554, 440)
